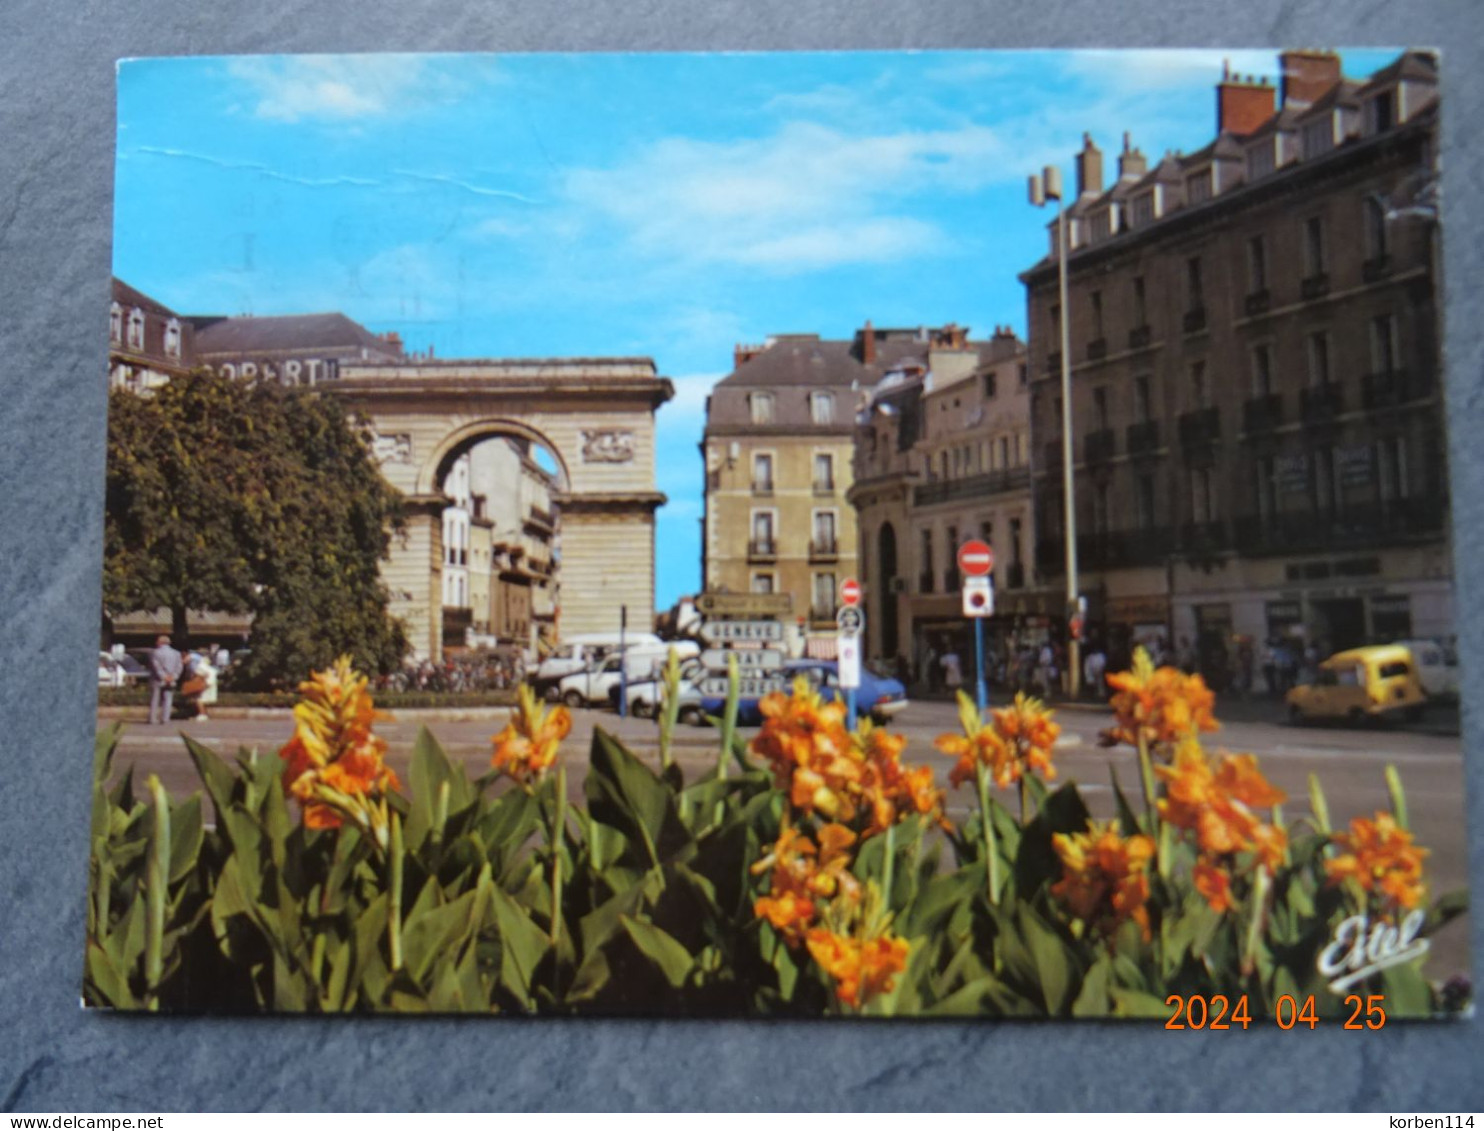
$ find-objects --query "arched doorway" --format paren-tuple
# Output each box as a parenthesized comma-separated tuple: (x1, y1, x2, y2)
(877, 522, 899, 662)
(332, 357, 673, 659)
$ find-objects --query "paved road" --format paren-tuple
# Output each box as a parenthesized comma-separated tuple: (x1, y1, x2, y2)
(101, 696, 1473, 982)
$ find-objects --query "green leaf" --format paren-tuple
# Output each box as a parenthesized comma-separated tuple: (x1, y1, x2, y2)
(84, 940, 137, 1009)
(1108, 766, 1144, 837)
(1380, 961, 1434, 1017)
(1109, 986, 1171, 1018)
(1424, 888, 1469, 934)
(1016, 904, 1080, 1015)
(488, 883, 548, 1010)
(401, 888, 481, 985)
(618, 916, 695, 989)
(181, 733, 239, 823)
(584, 728, 692, 868)
(923, 975, 1024, 1016)
(1071, 955, 1112, 1017)
(167, 795, 203, 883)
(407, 726, 472, 851)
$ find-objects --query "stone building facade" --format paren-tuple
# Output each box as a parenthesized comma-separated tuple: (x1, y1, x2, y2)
(849, 327, 1037, 680)
(702, 325, 981, 657)
(1019, 50, 1447, 687)
(109, 278, 194, 392)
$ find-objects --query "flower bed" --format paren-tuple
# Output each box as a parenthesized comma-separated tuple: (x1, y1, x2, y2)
(84, 650, 1469, 1017)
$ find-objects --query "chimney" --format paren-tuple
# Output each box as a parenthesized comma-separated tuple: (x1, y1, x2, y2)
(1279, 49, 1341, 110)
(733, 343, 764, 369)
(1217, 60, 1277, 135)
(1117, 132, 1147, 180)
(861, 320, 876, 365)
(1075, 133, 1104, 198)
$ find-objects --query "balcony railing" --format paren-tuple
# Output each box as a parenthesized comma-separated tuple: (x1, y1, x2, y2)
(1361, 369, 1424, 411)
(751, 480, 774, 495)
(1242, 393, 1283, 434)
(1183, 306, 1207, 334)
(1087, 337, 1107, 362)
(808, 537, 839, 562)
(1084, 428, 1116, 463)
(1300, 382, 1344, 425)
(1232, 497, 1446, 556)
(1362, 255, 1392, 284)
(1128, 324, 1152, 350)
(1244, 289, 1271, 317)
(1178, 406, 1221, 448)
(1301, 272, 1331, 301)
(812, 479, 835, 495)
(1180, 520, 1230, 553)
(747, 538, 778, 562)
(1126, 419, 1161, 456)
(1037, 527, 1177, 574)
(912, 467, 1030, 507)
(809, 604, 838, 627)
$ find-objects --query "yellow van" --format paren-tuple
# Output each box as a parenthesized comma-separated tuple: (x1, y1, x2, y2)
(1286, 645, 1426, 725)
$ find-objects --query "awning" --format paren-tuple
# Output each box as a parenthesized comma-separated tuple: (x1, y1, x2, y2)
(804, 636, 838, 660)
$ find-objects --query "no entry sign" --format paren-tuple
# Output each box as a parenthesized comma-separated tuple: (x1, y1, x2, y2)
(958, 540, 994, 577)
(840, 577, 862, 606)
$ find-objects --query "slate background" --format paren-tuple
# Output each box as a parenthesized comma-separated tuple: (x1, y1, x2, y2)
(1, 0, 1481, 1111)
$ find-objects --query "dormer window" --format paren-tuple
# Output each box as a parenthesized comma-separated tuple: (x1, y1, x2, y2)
(1185, 168, 1212, 205)
(1089, 208, 1113, 241)
(1247, 138, 1277, 180)
(109, 302, 122, 344)
(809, 391, 835, 425)
(1302, 114, 1336, 158)
(1370, 89, 1396, 133)
(1130, 192, 1155, 227)
(126, 307, 145, 351)
(749, 392, 775, 425)
(163, 318, 182, 360)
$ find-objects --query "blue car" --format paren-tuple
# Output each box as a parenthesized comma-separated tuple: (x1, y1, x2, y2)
(699, 658, 909, 726)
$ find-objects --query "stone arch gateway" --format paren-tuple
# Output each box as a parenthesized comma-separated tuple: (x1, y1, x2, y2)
(334, 357, 673, 659)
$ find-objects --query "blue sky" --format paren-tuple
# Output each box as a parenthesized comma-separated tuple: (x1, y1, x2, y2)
(114, 48, 1399, 606)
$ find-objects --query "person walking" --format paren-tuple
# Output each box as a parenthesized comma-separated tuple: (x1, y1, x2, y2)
(147, 634, 182, 725)
(191, 651, 219, 721)
(941, 648, 963, 696)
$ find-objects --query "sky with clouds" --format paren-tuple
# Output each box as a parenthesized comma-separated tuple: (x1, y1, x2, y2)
(114, 48, 1399, 606)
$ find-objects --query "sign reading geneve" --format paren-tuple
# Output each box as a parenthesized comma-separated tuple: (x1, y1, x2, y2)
(699, 620, 785, 643)
(699, 676, 788, 698)
(700, 648, 785, 671)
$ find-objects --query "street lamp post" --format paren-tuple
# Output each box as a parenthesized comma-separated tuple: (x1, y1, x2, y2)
(1029, 165, 1082, 699)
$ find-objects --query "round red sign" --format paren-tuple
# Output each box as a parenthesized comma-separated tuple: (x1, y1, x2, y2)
(840, 578, 862, 606)
(957, 540, 995, 577)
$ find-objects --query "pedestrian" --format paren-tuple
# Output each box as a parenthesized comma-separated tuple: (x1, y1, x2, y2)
(1261, 639, 1278, 698)
(147, 634, 182, 725)
(1084, 646, 1107, 700)
(924, 642, 940, 694)
(941, 648, 963, 694)
(1038, 641, 1056, 699)
(179, 651, 212, 720)
(195, 651, 219, 721)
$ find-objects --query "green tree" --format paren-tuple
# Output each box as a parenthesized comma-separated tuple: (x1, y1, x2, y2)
(104, 371, 408, 687)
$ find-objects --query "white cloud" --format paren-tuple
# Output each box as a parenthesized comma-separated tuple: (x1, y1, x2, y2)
(562, 120, 1012, 274)
(226, 55, 467, 124)
(1058, 50, 1287, 94)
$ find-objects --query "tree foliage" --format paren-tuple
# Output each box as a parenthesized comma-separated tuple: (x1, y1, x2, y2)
(104, 372, 408, 686)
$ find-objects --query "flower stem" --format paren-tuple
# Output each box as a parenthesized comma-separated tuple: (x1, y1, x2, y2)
(881, 820, 896, 908)
(1241, 866, 1272, 979)
(976, 762, 999, 904)
(550, 766, 567, 959)
(388, 810, 404, 974)
(144, 775, 170, 1012)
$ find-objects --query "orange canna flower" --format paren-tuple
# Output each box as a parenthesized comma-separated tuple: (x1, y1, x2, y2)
(1156, 740, 1287, 913)
(805, 925, 910, 1010)
(1102, 647, 1219, 752)
(752, 821, 860, 946)
(1193, 860, 1235, 914)
(1325, 811, 1430, 912)
(491, 683, 572, 785)
(935, 691, 1059, 791)
(1051, 821, 1155, 942)
(278, 656, 401, 841)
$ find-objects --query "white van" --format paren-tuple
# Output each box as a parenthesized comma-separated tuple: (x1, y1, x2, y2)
(554, 641, 701, 709)
(1395, 639, 1459, 701)
(531, 632, 666, 698)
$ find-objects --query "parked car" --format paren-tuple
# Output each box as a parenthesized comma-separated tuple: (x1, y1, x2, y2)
(698, 658, 909, 726)
(1286, 645, 1426, 725)
(1393, 638, 1459, 701)
(532, 633, 686, 701)
(98, 651, 148, 688)
(619, 659, 707, 723)
(557, 645, 695, 709)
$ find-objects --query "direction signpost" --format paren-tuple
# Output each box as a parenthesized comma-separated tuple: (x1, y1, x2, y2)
(837, 578, 864, 728)
(700, 648, 784, 671)
(958, 540, 995, 713)
(694, 593, 790, 717)
(699, 619, 785, 644)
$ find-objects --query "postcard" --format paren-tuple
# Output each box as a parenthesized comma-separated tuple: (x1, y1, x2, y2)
(89, 48, 1471, 1020)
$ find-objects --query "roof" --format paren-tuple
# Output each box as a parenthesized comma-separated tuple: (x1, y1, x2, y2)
(111, 278, 180, 319)
(193, 312, 399, 357)
(1357, 49, 1439, 94)
(722, 338, 865, 389)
